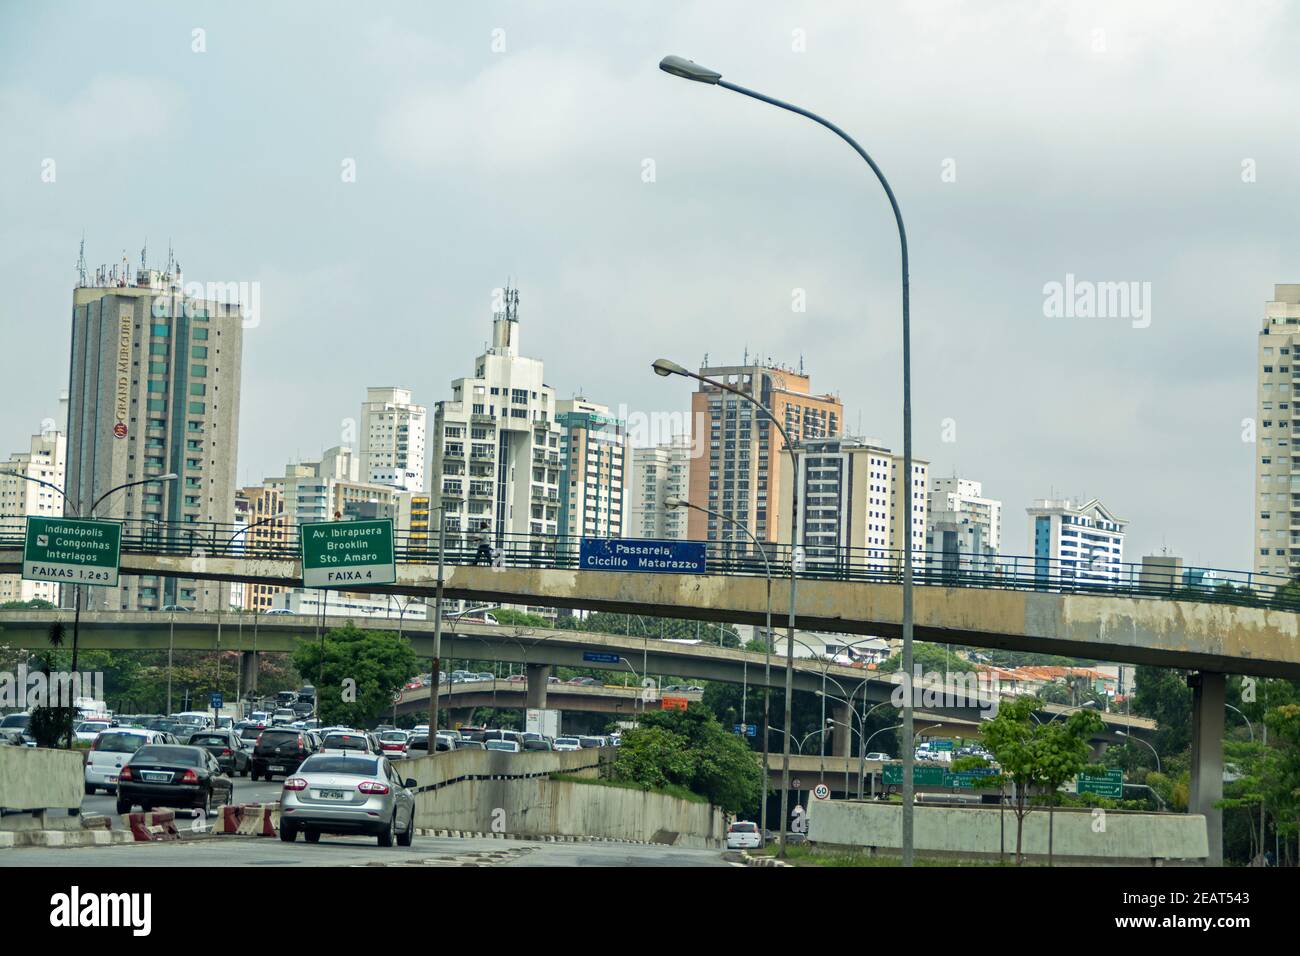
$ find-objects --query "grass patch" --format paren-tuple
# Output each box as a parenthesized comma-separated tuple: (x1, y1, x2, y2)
(749, 843, 1003, 867)
(551, 773, 708, 805)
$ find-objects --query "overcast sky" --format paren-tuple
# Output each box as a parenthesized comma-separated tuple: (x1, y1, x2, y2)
(2, 1, 1298, 570)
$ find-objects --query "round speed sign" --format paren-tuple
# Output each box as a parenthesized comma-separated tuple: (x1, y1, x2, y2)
(813, 783, 831, 801)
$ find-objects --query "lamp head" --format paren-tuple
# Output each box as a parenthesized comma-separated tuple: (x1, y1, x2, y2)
(652, 358, 688, 378)
(659, 55, 722, 85)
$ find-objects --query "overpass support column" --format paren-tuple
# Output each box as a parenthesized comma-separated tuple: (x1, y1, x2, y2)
(832, 701, 853, 758)
(526, 664, 552, 709)
(1188, 671, 1225, 867)
(239, 651, 258, 696)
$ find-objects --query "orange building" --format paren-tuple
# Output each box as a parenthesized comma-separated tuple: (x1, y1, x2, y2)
(686, 363, 841, 548)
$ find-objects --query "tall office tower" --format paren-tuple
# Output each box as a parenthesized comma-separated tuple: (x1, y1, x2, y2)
(234, 484, 289, 612)
(358, 387, 426, 493)
(429, 287, 562, 549)
(556, 398, 627, 540)
(628, 436, 693, 540)
(65, 254, 244, 610)
(1254, 284, 1300, 580)
(925, 476, 1002, 575)
(686, 362, 842, 550)
(1026, 498, 1127, 585)
(395, 492, 431, 555)
(777, 436, 929, 571)
(0, 421, 67, 604)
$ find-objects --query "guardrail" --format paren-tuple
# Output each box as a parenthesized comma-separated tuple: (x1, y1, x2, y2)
(1, 519, 1294, 613)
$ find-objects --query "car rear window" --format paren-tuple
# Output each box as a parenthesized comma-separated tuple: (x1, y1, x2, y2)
(730, 823, 758, 833)
(95, 732, 148, 753)
(132, 746, 204, 767)
(299, 755, 379, 775)
(1, 715, 31, 729)
(379, 732, 407, 742)
(578, 737, 603, 748)
(239, 727, 262, 740)
(190, 735, 229, 746)
(258, 731, 302, 747)
(324, 735, 368, 750)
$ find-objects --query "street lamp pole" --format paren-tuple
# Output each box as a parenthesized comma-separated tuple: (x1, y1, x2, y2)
(654, 358, 799, 856)
(657, 54, 915, 861)
(665, 495, 771, 836)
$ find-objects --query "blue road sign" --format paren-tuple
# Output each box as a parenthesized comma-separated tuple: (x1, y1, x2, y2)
(210, 692, 223, 710)
(734, 723, 757, 737)
(579, 537, 706, 574)
(583, 652, 620, 665)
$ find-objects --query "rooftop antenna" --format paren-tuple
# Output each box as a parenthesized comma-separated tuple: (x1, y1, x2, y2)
(140, 239, 147, 273)
(76, 235, 87, 287)
(167, 240, 174, 277)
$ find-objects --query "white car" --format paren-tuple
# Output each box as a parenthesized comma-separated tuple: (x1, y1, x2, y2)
(725, 820, 763, 850)
(74, 720, 112, 744)
(484, 739, 520, 753)
(84, 728, 169, 794)
(864, 752, 891, 762)
(553, 737, 581, 752)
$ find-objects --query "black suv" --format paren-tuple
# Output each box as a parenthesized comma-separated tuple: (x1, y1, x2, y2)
(187, 729, 252, 777)
(251, 728, 317, 781)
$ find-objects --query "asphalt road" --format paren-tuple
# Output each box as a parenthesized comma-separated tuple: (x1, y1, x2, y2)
(0, 833, 738, 867)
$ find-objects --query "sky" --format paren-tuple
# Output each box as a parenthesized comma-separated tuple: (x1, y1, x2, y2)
(2, 0, 1298, 571)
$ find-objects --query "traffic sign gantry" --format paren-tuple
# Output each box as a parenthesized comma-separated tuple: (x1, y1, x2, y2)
(300, 519, 396, 589)
(22, 516, 122, 588)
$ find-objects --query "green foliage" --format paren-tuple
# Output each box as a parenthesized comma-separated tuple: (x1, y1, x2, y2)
(880, 642, 976, 674)
(28, 705, 72, 747)
(610, 726, 695, 791)
(1, 599, 55, 609)
(291, 622, 418, 727)
(1133, 665, 1191, 757)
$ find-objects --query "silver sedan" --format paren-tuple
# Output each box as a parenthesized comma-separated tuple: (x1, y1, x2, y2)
(279, 753, 417, 847)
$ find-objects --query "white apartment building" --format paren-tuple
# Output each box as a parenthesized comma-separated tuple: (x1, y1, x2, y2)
(926, 476, 1002, 575)
(429, 287, 562, 551)
(1026, 498, 1127, 585)
(0, 423, 67, 605)
(628, 437, 692, 541)
(1254, 284, 1300, 581)
(556, 398, 627, 540)
(777, 436, 929, 570)
(273, 446, 400, 526)
(358, 387, 426, 493)
(270, 588, 427, 621)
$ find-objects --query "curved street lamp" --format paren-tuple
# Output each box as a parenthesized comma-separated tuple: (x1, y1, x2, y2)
(657, 54, 916, 861)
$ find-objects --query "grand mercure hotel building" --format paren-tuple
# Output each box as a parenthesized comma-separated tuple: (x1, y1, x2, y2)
(64, 256, 245, 611)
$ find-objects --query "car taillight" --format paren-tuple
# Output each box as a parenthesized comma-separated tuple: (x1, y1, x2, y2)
(357, 780, 389, 795)
(297, 735, 304, 749)
(180, 769, 199, 784)
(221, 748, 232, 755)
(283, 777, 307, 791)
(119, 767, 133, 781)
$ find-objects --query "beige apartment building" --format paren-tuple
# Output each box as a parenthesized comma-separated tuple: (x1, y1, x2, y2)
(1254, 283, 1300, 582)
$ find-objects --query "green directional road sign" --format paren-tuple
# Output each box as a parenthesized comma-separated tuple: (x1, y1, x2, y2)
(301, 519, 396, 589)
(883, 764, 947, 787)
(932, 739, 955, 751)
(1077, 768, 1124, 799)
(22, 516, 122, 588)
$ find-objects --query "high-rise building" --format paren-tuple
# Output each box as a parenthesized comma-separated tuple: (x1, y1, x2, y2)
(628, 436, 693, 540)
(428, 287, 562, 550)
(233, 484, 289, 612)
(686, 362, 841, 550)
(274, 446, 399, 525)
(777, 436, 929, 570)
(65, 255, 244, 611)
(556, 398, 627, 540)
(1253, 284, 1300, 580)
(396, 492, 431, 555)
(358, 387, 426, 493)
(1026, 498, 1126, 585)
(0, 422, 67, 604)
(925, 476, 1002, 575)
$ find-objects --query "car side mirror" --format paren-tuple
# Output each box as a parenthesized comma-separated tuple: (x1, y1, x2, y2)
(404, 778, 417, 789)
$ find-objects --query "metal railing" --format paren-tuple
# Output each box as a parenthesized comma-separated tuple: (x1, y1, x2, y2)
(0, 519, 1295, 612)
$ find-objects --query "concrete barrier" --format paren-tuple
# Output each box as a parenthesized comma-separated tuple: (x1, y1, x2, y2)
(0, 746, 84, 812)
(404, 748, 723, 847)
(215, 803, 278, 837)
(807, 799, 1209, 865)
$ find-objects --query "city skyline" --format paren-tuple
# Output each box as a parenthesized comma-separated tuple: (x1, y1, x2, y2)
(4, 2, 1300, 572)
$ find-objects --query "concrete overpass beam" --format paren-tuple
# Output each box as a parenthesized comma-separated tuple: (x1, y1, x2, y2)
(1188, 671, 1225, 867)
(526, 663, 552, 709)
(832, 701, 853, 758)
(240, 651, 258, 696)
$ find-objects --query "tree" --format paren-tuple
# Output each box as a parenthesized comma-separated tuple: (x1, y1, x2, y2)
(611, 726, 695, 791)
(978, 696, 1103, 865)
(880, 641, 976, 675)
(630, 707, 763, 814)
(1133, 665, 1191, 759)
(291, 622, 418, 727)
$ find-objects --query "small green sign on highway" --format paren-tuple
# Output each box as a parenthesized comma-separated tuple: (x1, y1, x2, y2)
(22, 516, 122, 588)
(300, 518, 396, 589)
(1077, 768, 1124, 799)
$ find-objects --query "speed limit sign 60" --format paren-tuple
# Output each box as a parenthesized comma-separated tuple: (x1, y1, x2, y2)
(813, 783, 831, 801)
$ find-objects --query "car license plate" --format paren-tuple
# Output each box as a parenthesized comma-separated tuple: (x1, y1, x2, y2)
(107, 775, 118, 783)
(317, 789, 346, 800)
(269, 765, 285, 772)
(142, 771, 171, 783)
